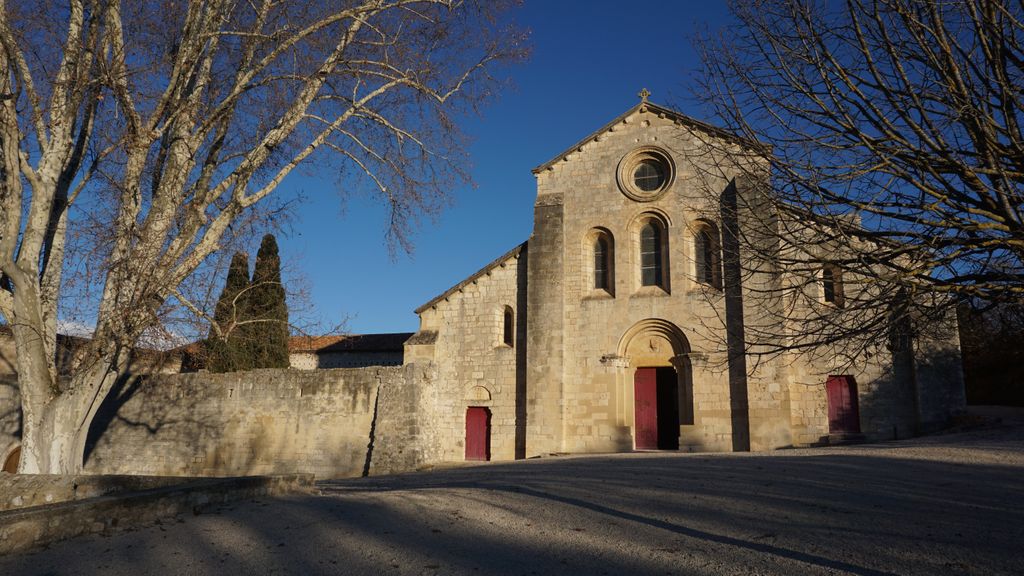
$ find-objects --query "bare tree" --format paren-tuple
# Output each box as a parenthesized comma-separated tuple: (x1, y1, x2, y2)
(690, 0, 1023, 361)
(0, 0, 523, 474)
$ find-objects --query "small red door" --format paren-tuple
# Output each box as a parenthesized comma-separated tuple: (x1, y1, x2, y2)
(634, 368, 658, 449)
(465, 407, 491, 461)
(826, 375, 861, 433)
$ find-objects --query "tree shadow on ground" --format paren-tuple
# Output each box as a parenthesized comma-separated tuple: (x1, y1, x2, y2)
(313, 443, 1022, 575)
(2, 433, 1021, 576)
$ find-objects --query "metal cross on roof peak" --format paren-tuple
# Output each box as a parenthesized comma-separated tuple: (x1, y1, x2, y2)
(638, 87, 651, 102)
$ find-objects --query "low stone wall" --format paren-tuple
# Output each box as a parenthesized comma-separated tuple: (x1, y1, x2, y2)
(0, 474, 312, 555)
(0, 473, 194, 512)
(369, 363, 432, 475)
(0, 364, 438, 479)
(82, 366, 424, 479)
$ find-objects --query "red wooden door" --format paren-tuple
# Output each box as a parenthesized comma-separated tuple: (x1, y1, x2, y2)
(634, 368, 658, 449)
(826, 376, 861, 433)
(465, 407, 491, 461)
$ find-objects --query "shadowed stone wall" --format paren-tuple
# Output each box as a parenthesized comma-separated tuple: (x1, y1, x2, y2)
(0, 365, 436, 479)
(0, 474, 312, 555)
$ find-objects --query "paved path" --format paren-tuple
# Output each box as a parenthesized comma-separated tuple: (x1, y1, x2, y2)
(2, 420, 1022, 575)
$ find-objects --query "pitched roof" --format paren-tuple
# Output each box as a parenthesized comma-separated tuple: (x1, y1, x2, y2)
(320, 332, 413, 353)
(531, 100, 763, 174)
(414, 241, 527, 315)
(288, 335, 346, 352)
(289, 333, 413, 354)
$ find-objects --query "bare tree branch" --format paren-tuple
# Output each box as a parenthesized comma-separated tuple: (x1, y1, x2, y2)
(691, 0, 1023, 364)
(0, 0, 525, 473)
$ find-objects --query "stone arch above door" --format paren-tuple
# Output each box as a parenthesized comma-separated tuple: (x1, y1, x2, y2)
(465, 385, 492, 403)
(617, 318, 690, 367)
(616, 318, 696, 433)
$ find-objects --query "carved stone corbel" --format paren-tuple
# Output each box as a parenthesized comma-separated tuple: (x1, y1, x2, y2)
(599, 354, 630, 369)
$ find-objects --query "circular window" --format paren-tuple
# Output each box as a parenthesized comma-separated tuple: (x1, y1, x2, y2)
(617, 147, 674, 201)
(634, 160, 665, 191)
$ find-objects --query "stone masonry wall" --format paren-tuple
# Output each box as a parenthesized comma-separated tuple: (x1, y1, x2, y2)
(415, 251, 526, 463)
(525, 197, 565, 457)
(0, 364, 435, 479)
(774, 225, 965, 445)
(289, 350, 403, 370)
(77, 366, 420, 479)
(913, 310, 967, 433)
(369, 362, 434, 475)
(535, 106, 761, 453)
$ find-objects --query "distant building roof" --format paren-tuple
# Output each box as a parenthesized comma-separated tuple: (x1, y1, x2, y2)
(288, 335, 346, 352)
(289, 333, 413, 354)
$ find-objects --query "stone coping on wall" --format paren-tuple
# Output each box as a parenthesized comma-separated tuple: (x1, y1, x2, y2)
(0, 473, 313, 555)
(0, 473, 204, 512)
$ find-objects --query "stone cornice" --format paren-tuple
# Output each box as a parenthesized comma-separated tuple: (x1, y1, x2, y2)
(413, 242, 527, 315)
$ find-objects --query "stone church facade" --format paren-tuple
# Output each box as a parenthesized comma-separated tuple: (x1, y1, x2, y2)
(0, 98, 966, 477)
(404, 97, 966, 462)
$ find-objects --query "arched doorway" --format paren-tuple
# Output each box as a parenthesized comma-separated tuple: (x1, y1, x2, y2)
(617, 319, 693, 450)
(2, 446, 20, 473)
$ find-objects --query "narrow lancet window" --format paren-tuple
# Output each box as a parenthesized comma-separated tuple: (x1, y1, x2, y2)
(594, 237, 609, 290)
(640, 223, 662, 287)
(503, 306, 515, 346)
(823, 266, 844, 307)
(695, 230, 714, 285)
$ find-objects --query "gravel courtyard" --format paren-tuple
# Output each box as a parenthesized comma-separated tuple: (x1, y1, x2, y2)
(2, 415, 1022, 576)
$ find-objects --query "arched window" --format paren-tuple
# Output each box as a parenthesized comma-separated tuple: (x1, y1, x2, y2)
(594, 236, 610, 290)
(640, 222, 663, 287)
(584, 228, 615, 296)
(822, 265, 844, 307)
(694, 223, 722, 289)
(503, 306, 515, 346)
(695, 230, 714, 284)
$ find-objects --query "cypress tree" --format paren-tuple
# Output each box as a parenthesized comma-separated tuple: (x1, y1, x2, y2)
(207, 251, 252, 372)
(246, 234, 290, 368)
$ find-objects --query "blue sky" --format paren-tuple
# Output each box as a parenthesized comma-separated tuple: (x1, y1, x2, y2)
(280, 1, 735, 335)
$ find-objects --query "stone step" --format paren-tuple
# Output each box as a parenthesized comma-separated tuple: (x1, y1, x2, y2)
(828, 432, 867, 445)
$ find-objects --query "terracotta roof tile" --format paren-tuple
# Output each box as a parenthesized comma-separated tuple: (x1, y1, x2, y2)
(289, 333, 413, 353)
(288, 335, 347, 352)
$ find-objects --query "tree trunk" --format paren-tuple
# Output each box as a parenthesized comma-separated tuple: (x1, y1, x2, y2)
(17, 351, 126, 475)
(18, 392, 87, 474)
